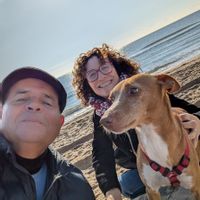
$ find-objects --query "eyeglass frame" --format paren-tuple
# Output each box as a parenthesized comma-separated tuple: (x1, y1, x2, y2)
(85, 61, 113, 82)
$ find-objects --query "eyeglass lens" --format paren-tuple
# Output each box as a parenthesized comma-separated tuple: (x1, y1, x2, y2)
(86, 64, 112, 82)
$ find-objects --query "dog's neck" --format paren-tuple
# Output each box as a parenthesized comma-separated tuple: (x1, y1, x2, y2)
(136, 103, 186, 168)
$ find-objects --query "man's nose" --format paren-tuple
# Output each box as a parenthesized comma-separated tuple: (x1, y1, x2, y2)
(26, 101, 41, 111)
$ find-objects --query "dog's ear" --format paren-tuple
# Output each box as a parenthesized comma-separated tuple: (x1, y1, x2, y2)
(155, 74, 180, 93)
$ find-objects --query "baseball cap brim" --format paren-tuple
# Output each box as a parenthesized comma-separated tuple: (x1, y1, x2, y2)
(2, 67, 67, 113)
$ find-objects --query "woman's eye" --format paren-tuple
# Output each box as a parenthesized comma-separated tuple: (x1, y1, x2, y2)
(129, 87, 139, 95)
(101, 65, 109, 71)
(89, 72, 96, 78)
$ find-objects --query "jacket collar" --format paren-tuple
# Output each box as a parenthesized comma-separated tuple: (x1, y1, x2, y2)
(0, 134, 14, 159)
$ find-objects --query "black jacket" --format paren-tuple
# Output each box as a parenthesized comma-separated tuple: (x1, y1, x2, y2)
(0, 136, 95, 200)
(92, 95, 200, 194)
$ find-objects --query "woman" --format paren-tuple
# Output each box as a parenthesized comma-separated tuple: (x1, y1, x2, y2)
(72, 44, 200, 200)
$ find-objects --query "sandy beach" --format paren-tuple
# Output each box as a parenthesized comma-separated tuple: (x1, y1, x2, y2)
(51, 56, 200, 200)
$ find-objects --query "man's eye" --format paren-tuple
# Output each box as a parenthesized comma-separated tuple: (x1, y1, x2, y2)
(43, 101, 52, 106)
(16, 98, 27, 102)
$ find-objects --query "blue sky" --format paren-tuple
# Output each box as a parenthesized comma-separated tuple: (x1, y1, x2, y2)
(0, 0, 199, 80)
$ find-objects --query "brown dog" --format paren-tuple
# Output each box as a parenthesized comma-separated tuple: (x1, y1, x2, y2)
(100, 73, 200, 200)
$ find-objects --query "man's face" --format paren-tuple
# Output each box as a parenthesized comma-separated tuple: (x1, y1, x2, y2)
(1, 78, 63, 147)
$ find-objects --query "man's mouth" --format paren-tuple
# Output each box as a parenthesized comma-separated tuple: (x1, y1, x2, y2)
(22, 120, 42, 124)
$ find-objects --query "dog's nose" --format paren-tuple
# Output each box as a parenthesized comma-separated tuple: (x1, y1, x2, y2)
(100, 116, 113, 127)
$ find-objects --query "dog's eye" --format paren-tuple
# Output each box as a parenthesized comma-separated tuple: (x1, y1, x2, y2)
(129, 87, 139, 95)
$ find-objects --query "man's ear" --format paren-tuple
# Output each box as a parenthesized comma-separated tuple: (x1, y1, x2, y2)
(155, 74, 180, 93)
(60, 115, 65, 126)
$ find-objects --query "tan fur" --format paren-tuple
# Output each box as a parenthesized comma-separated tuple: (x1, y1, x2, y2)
(196, 141, 200, 162)
(100, 73, 200, 200)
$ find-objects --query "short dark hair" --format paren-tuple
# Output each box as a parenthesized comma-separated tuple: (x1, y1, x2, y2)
(2, 67, 67, 112)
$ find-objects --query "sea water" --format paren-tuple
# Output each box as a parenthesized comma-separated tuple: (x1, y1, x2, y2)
(58, 11, 200, 118)
(122, 11, 200, 72)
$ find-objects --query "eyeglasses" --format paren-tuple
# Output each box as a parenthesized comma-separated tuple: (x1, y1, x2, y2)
(86, 63, 113, 82)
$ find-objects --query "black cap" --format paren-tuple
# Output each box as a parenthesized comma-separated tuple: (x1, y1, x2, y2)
(2, 67, 67, 113)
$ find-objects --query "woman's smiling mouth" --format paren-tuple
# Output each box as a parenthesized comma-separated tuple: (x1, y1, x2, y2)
(98, 80, 112, 88)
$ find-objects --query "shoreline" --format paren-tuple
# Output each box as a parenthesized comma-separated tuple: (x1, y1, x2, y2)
(53, 55, 200, 200)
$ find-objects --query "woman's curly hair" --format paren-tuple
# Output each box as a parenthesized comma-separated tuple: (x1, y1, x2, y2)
(72, 44, 140, 106)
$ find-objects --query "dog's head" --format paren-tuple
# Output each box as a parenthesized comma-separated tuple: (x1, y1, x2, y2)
(100, 73, 180, 134)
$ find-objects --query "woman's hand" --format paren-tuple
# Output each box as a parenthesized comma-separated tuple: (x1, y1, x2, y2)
(106, 188, 122, 200)
(179, 112, 200, 147)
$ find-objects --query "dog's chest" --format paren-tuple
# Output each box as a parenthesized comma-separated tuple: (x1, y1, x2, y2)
(136, 124, 169, 167)
(141, 163, 193, 191)
(142, 163, 169, 190)
(136, 124, 193, 190)
(140, 164, 193, 191)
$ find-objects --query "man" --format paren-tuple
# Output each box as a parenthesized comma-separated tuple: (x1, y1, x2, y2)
(0, 67, 95, 200)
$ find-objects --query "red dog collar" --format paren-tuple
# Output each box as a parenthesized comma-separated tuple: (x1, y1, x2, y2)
(142, 136, 190, 187)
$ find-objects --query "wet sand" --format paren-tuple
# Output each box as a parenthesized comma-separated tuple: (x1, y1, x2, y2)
(52, 56, 200, 200)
